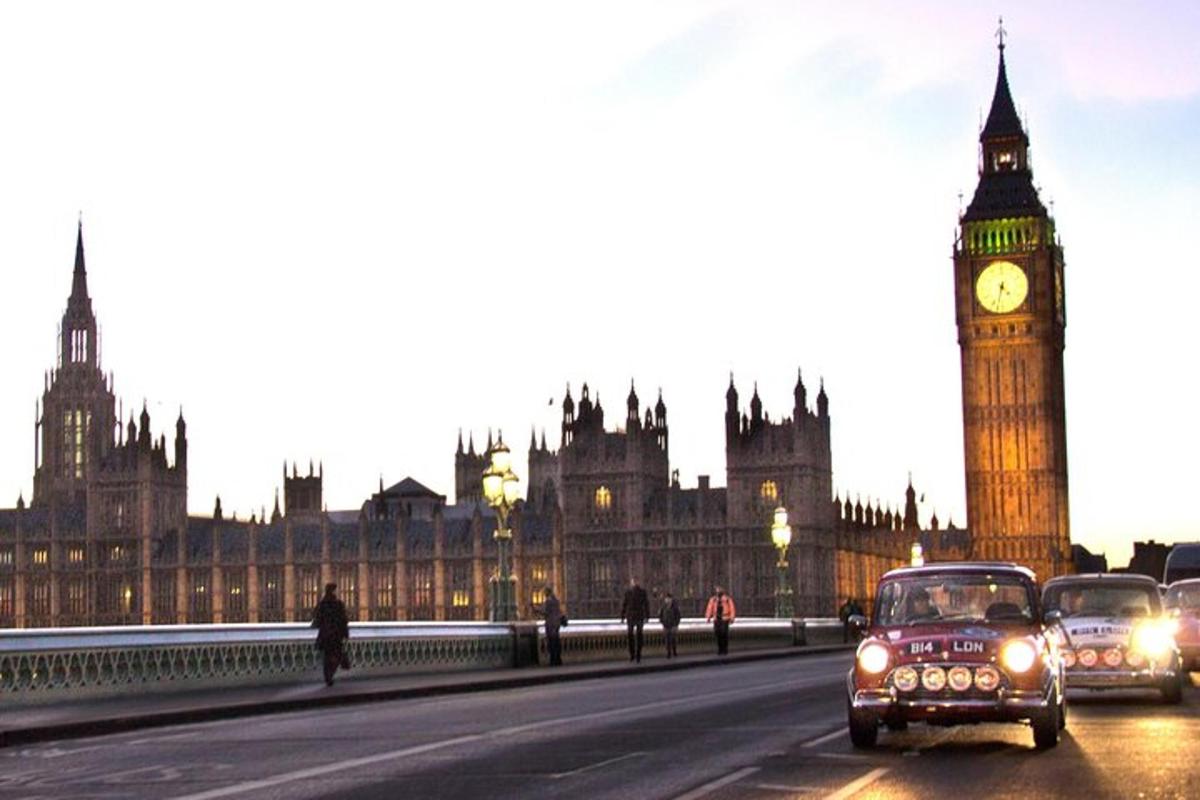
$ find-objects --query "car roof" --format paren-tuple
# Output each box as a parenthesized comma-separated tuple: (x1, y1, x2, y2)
(1168, 577, 1200, 588)
(1043, 573, 1160, 588)
(880, 561, 1035, 581)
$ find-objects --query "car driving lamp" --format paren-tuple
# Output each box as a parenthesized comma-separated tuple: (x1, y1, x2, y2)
(1060, 650, 1077, 668)
(974, 665, 1001, 691)
(921, 666, 947, 691)
(947, 666, 973, 692)
(893, 666, 919, 691)
(1001, 640, 1037, 673)
(857, 642, 890, 674)
(1077, 648, 1098, 668)
(1102, 648, 1124, 668)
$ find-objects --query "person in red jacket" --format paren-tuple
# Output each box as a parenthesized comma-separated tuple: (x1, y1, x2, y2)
(704, 586, 737, 655)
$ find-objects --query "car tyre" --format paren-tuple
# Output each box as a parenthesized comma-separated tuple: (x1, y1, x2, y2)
(1161, 673, 1183, 705)
(1057, 685, 1067, 730)
(847, 696, 878, 749)
(1032, 685, 1060, 750)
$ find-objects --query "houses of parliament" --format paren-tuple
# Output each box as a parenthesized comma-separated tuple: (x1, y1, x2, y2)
(0, 43, 1073, 628)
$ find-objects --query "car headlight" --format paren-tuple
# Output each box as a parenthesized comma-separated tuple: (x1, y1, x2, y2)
(1132, 620, 1174, 659)
(857, 642, 890, 674)
(1061, 650, 1077, 668)
(1001, 640, 1038, 673)
(1077, 648, 1097, 668)
(1126, 651, 1145, 668)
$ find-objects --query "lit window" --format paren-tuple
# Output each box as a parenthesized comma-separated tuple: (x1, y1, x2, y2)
(532, 587, 546, 606)
(452, 589, 470, 608)
(594, 486, 612, 511)
(110, 545, 124, 562)
(121, 585, 134, 614)
(230, 586, 242, 596)
(33, 549, 49, 565)
(0, 550, 12, 566)
(69, 547, 85, 564)
(195, 583, 207, 595)
(760, 480, 778, 503)
(531, 563, 547, 583)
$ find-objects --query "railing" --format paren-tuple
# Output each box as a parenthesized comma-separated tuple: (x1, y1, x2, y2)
(0, 618, 845, 706)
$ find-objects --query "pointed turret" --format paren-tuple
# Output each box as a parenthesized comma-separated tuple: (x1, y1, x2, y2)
(457, 428, 464, 455)
(214, 495, 223, 520)
(816, 378, 829, 419)
(963, 28, 1046, 222)
(71, 219, 89, 304)
(750, 382, 762, 425)
(903, 475, 919, 532)
(271, 489, 282, 523)
(794, 368, 807, 418)
(627, 379, 639, 429)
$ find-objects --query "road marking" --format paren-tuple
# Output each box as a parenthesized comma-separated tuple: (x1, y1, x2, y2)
(551, 751, 645, 779)
(754, 782, 822, 793)
(813, 752, 873, 763)
(802, 728, 844, 748)
(822, 767, 890, 800)
(671, 766, 761, 800)
(167, 674, 836, 800)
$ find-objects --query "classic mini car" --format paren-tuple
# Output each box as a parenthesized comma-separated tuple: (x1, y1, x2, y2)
(1165, 578, 1200, 671)
(847, 562, 1064, 750)
(1042, 573, 1184, 703)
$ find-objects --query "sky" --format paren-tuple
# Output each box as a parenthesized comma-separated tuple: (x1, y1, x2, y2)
(0, 1, 1197, 568)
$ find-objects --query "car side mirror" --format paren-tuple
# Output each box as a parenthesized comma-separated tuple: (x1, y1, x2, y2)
(1043, 609, 1062, 626)
(848, 614, 868, 635)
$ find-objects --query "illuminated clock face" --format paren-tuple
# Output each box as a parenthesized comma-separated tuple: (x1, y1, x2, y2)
(975, 260, 1028, 314)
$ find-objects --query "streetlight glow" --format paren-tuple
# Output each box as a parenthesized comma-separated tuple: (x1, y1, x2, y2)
(770, 505, 794, 619)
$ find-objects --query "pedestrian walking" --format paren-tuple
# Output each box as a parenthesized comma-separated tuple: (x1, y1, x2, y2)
(658, 592, 681, 658)
(704, 585, 736, 655)
(839, 596, 860, 643)
(620, 577, 650, 662)
(311, 582, 350, 686)
(543, 586, 566, 666)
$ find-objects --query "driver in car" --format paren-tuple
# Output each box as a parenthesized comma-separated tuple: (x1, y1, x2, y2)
(906, 587, 941, 621)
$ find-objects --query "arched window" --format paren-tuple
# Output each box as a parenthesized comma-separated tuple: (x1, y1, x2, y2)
(760, 480, 778, 503)
(594, 485, 612, 511)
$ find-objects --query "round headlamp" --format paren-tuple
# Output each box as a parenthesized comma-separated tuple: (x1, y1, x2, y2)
(1132, 621, 1174, 660)
(1102, 648, 1124, 668)
(1125, 651, 1145, 668)
(893, 666, 919, 692)
(1061, 650, 1077, 669)
(947, 666, 973, 692)
(921, 666, 947, 691)
(857, 642, 891, 674)
(1077, 648, 1098, 667)
(974, 665, 1001, 691)
(1001, 640, 1038, 673)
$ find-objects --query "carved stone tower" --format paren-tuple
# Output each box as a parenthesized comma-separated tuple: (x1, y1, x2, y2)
(954, 36, 1071, 579)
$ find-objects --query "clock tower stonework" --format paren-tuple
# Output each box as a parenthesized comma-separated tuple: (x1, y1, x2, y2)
(954, 41, 1071, 580)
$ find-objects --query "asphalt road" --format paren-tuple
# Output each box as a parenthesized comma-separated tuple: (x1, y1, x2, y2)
(1, 653, 1197, 799)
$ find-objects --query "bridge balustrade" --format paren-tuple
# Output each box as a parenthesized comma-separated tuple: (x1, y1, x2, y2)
(0, 618, 841, 706)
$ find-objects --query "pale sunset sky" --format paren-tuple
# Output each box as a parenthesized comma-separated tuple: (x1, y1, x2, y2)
(0, 2, 1197, 567)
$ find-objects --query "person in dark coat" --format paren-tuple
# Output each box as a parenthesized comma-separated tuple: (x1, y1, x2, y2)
(620, 577, 650, 662)
(311, 582, 350, 686)
(543, 587, 565, 666)
(658, 592, 682, 658)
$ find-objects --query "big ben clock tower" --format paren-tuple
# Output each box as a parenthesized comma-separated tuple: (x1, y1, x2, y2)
(955, 33, 1071, 579)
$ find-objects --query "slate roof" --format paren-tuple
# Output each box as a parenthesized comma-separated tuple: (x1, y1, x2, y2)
(980, 51, 1025, 140)
(383, 477, 444, 499)
(962, 170, 1046, 222)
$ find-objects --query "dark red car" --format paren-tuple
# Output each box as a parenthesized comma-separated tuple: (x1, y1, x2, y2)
(1166, 578, 1200, 672)
(846, 562, 1064, 750)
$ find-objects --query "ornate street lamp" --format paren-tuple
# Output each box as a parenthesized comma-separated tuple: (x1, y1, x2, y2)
(483, 437, 520, 622)
(910, 542, 925, 567)
(771, 505, 794, 618)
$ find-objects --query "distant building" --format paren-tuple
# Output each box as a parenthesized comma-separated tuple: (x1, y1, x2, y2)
(1071, 544, 1109, 575)
(1123, 540, 1170, 581)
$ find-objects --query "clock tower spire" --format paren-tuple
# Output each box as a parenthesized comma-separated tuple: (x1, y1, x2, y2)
(954, 32, 1071, 579)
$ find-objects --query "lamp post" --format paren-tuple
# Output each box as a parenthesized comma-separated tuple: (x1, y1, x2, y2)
(482, 437, 520, 622)
(770, 505, 794, 619)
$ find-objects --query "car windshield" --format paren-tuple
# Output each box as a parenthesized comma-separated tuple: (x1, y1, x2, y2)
(1165, 584, 1200, 611)
(875, 573, 1034, 626)
(1043, 582, 1161, 618)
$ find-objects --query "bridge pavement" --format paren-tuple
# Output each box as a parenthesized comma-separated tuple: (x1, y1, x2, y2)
(1, 653, 1197, 799)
